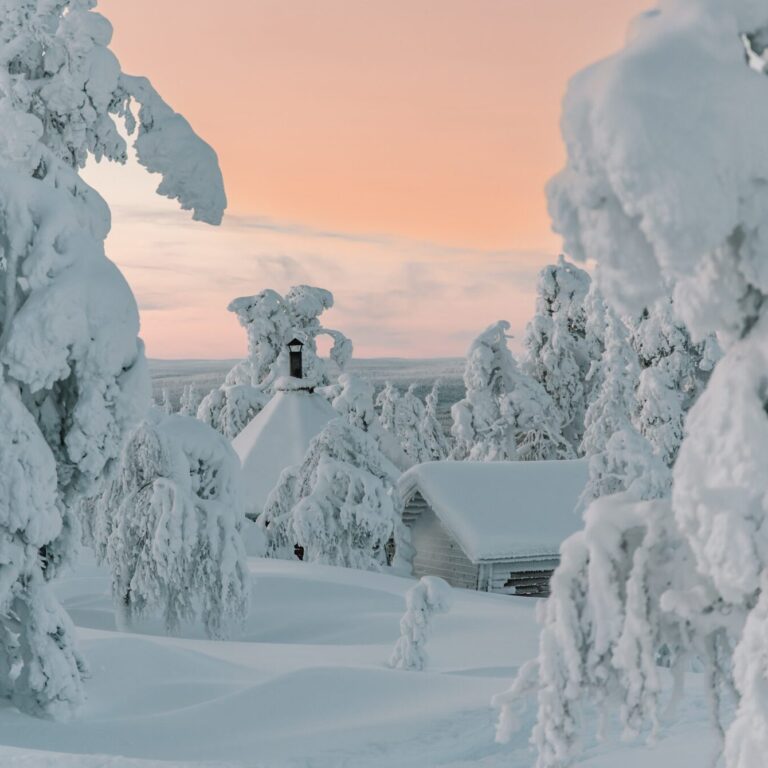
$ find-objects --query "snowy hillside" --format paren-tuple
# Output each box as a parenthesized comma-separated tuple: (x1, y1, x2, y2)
(0, 554, 717, 768)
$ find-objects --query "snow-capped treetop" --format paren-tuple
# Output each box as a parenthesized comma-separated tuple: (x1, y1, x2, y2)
(227, 285, 352, 391)
(453, 321, 571, 462)
(548, 0, 768, 344)
(523, 256, 593, 450)
(332, 373, 378, 431)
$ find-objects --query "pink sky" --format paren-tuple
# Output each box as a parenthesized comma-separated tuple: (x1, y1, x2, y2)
(87, 0, 651, 359)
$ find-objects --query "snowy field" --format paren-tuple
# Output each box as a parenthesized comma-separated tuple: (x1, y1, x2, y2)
(0, 554, 718, 768)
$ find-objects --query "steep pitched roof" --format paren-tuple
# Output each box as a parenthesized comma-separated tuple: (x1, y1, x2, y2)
(398, 459, 588, 562)
(233, 390, 337, 518)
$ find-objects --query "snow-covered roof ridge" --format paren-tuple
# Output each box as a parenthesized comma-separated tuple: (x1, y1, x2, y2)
(232, 390, 337, 518)
(399, 459, 588, 563)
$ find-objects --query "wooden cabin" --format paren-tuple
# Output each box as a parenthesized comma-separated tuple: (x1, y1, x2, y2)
(398, 459, 588, 596)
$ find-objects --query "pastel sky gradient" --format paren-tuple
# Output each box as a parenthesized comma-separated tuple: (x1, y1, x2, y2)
(86, 0, 651, 359)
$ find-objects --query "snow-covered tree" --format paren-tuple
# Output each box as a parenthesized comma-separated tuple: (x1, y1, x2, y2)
(452, 321, 572, 462)
(197, 383, 268, 440)
(332, 372, 412, 471)
(201, 286, 353, 438)
(390, 576, 452, 671)
(376, 381, 401, 435)
(394, 385, 433, 464)
(160, 387, 173, 415)
(179, 384, 201, 417)
(523, 256, 595, 451)
(580, 311, 666, 504)
(497, 4, 768, 766)
(629, 297, 717, 468)
(0, 0, 225, 718)
(260, 418, 410, 572)
(98, 414, 249, 639)
(421, 380, 450, 460)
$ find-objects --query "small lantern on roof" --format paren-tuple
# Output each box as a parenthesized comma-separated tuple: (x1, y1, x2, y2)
(288, 337, 304, 379)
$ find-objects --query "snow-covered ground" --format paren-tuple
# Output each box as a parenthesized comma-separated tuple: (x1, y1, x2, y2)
(0, 555, 718, 767)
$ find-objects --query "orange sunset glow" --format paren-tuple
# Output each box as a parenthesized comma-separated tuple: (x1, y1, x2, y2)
(86, 0, 652, 359)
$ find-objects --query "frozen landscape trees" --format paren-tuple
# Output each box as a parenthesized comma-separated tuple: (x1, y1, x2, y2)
(199, 286, 352, 438)
(497, 2, 768, 767)
(97, 414, 249, 638)
(452, 321, 571, 461)
(0, 0, 224, 717)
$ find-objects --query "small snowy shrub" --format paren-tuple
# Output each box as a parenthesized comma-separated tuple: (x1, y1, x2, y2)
(261, 418, 410, 572)
(390, 576, 452, 671)
(101, 414, 249, 639)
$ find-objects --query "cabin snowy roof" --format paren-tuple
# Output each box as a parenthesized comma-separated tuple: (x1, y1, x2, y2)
(232, 390, 337, 517)
(398, 459, 588, 563)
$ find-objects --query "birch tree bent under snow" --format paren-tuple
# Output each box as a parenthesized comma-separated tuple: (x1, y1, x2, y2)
(0, 0, 226, 718)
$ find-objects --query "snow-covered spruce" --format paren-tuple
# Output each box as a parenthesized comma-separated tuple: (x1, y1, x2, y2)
(451, 321, 572, 462)
(390, 576, 452, 671)
(161, 387, 174, 415)
(501, 2, 768, 766)
(332, 372, 413, 471)
(100, 413, 249, 639)
(179, 384, 202, 417)
(0, 0, 224, 718)
(495, 495, 697, 764)
(200, 286, 352, 438)
(523, 256, 595, 452)
(421, 380, 450, 460)
(197, 383, 269, 440)
(580, 310, 667, 506)
(629, 296, 717, 469)
(376, 381, 401, 436)
(260, 418, 411, 572)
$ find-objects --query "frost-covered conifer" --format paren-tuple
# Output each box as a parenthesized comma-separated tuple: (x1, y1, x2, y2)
(197, 383, 268, 440)
(376, 381, 401, 435)
(0, 0, 224, 717)
(395, 385, 434, 464)
(100, 414, 249, 639)
(390, 576, 452, 671)
(523, 256, 594, 451)
(161, 387, 173, 415)
(261, 418, 410, 572)
(200, 286, 352, 438)
(179, 384, 201, 417)
(580, 312, 666, 504)
(420, 380, 450, 460)
(452, 321, 571, 462)
(630, 297, 717, 468)
(497, 4, 768, 766)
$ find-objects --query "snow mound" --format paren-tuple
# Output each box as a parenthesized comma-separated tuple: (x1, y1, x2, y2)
(399, 459, 588, 561)
(232, 391, 337, 518)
